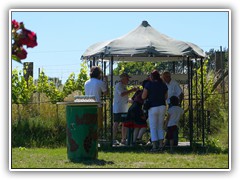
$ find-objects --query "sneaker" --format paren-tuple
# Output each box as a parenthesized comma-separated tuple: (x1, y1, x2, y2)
(146, 141, 152, 146)
(112, 140, 120, 146)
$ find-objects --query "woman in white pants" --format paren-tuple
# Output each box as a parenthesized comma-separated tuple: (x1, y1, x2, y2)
(142, 70, 168, 152)
(148, 106, 166, 142)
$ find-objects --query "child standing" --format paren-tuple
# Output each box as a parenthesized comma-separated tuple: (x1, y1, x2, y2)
(164, 96, 184, 153)
(124, 80, 149, 145)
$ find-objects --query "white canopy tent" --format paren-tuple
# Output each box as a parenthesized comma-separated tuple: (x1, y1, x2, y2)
(82, 20, 205, 61)
(82, 21, 207, 147)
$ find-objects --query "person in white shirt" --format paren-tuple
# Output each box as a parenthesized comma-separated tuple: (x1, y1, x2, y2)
(112, 73, 138, 145)
(164, 96, 184, 153)
(162, 71, 184, 106)
(84, 66, 108, 135)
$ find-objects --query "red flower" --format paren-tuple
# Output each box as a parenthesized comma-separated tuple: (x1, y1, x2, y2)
(11, 20, 38, 62)
(14, 47, 28, 60)
(17, 28, 38, 48)
(12, 20, 19, 29)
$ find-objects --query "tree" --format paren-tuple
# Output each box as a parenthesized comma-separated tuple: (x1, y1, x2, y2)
(12, 69, 36, 104)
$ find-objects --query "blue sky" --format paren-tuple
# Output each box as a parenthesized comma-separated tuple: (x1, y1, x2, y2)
(11, 10, 229, 83)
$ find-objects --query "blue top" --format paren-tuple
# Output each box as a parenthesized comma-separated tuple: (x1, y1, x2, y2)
(144, 81, 168, 108)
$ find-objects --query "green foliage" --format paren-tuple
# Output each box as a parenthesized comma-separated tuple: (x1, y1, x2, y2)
(205, 137, 224, 154)
(37, 71, 65, 103)
(63, 61, 89, 96)
(113, 61, 185, 75)
(75, 61, 89, 95)
(37, 71, 50, 93)
(46, 81, 65, 102)
(12, 69, 36, 104)
(114, 61, 154, 75)
(62, 73, 76, 97)
(11, 62, 90, 146)
(192, 59, 228, 134)
(12, 117, 66, 148)
(12, 61, 89, 104)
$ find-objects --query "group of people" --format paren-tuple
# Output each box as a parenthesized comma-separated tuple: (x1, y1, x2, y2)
(84, 66, 184, 153)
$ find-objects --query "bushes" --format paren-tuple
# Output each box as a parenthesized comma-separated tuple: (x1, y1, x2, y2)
(12, 117, 66, 148)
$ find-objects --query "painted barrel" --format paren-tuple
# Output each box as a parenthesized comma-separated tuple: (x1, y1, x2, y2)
(66, 104, 98, 162)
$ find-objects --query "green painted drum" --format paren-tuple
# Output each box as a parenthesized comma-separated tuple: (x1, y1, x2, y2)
(66, 104, 98, 162)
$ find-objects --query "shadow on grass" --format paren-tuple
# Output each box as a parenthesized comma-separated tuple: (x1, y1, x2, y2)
(98, 143, 229, 155)
(68, 159, 114, 166)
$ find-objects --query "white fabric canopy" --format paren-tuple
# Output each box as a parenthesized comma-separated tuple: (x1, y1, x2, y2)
(82, 21, 206, 61)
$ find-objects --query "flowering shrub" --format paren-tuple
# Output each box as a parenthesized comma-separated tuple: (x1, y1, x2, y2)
(12, 20, 38, 62)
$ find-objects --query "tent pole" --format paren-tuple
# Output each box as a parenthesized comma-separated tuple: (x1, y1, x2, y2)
(103, 60, 107, 140)
(195, 59, 199, 140)
(172, 61, 176, 73)
(90, 60, 92, 68)
(110, 56, 114, 146)
(93, 57, 96, 66)
(187, 57, 193, 147)
(182, 58, 185, 134)
(200, 57, 205, 147)
(190, 59, 194, 147)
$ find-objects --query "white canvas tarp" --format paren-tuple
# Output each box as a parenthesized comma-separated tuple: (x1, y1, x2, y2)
(82, 21, 205, 61)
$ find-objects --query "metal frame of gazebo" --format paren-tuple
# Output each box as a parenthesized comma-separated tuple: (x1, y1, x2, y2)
(82, 21, 208, 147)
(84, 55, 207, 148)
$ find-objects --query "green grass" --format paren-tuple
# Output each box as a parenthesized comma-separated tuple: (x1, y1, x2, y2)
(11, 146, 229, 169)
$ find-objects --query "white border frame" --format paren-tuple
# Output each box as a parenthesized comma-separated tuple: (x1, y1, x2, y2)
(9, 9, 231, 172)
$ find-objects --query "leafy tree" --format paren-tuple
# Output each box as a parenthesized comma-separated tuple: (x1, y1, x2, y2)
(12, 69, 36, 121)
(62, 73, 76, 97)
(75, 61, 89, 95)
(62, 61, 89, 97)
(36, 70, 64, 103)
(12, 69, 36, 104)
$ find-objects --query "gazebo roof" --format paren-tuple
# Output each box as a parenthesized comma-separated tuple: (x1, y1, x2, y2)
(82, 21, 206, 61)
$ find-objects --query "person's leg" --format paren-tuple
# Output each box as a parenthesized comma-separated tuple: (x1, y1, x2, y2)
(169, 139, 174, 153)
(148, 107, 158, 142)
(133, 128, 140, 143)
(137, 127, 146, 140)
(156, 106, 166, 148)
(173, 127, 179, 146)
(166, 126, 176, 152)
(148, 107, 159, 151)
(113, 122, 119, 140)
(121, 124, 127, 144)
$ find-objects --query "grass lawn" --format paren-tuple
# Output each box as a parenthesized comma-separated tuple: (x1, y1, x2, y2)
(11, 145, 229, 169)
